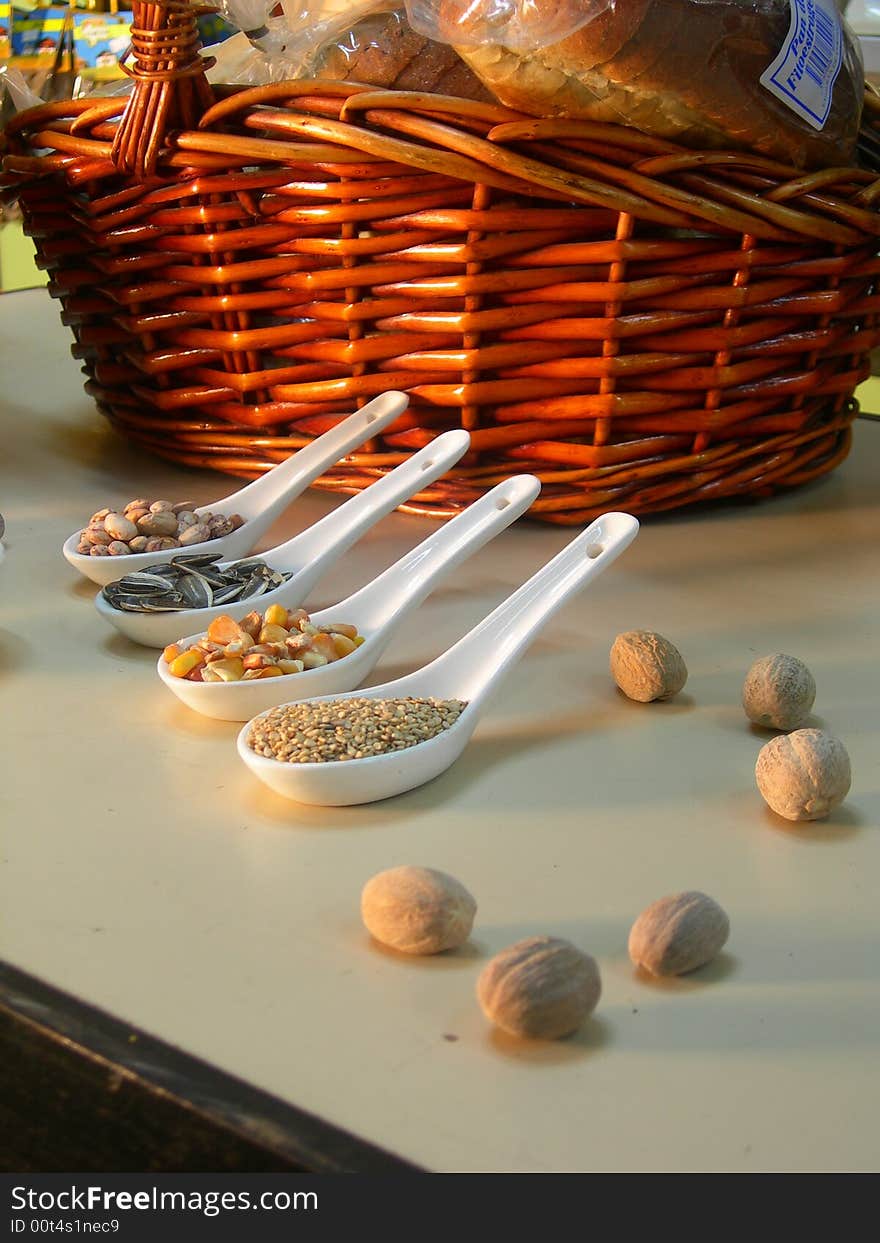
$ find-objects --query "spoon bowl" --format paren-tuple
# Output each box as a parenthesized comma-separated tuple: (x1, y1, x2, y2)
(64, 392, 409, 586)
(157, 475, 542, 720)
(237, 512, 640, 806)
(95, 430, 472, 648)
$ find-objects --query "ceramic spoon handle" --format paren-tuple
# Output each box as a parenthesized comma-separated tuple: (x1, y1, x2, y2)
(266, 430, 472, 594)
(209, 392, 409, 528)
(326, 474, 541, 637)
(422, 512, 639, 705)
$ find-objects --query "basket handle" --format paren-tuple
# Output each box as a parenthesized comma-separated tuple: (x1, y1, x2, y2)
(112, 0, 216, 178)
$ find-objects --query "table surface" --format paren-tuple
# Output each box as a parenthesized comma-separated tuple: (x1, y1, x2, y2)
(2, 291, 879, 1174)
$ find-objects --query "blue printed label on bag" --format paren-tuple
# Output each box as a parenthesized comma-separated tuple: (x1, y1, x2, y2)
(760, 0, 843, 131)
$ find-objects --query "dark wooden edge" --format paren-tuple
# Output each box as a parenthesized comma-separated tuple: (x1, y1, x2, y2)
(0, 959, 421, 1174)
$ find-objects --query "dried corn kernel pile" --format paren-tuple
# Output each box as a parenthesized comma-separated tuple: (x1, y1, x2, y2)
(163, 605, 365, 683)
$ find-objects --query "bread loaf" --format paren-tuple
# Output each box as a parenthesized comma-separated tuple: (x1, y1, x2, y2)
(310, 7, 494, 101)
(448, 0, 863, 167)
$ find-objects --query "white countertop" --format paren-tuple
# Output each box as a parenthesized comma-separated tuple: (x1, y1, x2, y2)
(1, 290, 878, 1173)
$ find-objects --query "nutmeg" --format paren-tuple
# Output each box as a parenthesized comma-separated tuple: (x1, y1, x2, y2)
(755, 728, 851, 821)
(477, 936, 601, 1039)
(742, 653, 815, 730)
(610, 630, 688, 702)
(361, 866, 476, 955)
(629, 891, 729, 976)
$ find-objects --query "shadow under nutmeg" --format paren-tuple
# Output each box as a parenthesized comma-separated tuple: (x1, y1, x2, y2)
(631, 951, 740, 992)
(365, 934, 484, 970)
(761, 802, 865, 841)
(613, 688, 697, 714)
(486, 1013, 612, 1065)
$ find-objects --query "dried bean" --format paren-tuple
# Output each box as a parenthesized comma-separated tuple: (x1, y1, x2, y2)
(137, 510, 179, 537)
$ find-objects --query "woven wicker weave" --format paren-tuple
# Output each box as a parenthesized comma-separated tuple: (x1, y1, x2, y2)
(3, 1, 880, 522)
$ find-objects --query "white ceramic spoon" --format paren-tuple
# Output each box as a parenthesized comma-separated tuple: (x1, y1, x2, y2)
(237, 511, 640, 806)
(64, 391, 409, 586)
(95, 430, 472, 648)
(157, 474, 542, 721)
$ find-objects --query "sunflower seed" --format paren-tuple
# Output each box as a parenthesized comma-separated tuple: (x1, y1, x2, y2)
(241, 573, 270, 598)
(178, 574, 213, 609)
(101, 556, 292, 613)
(119, 572, 174, 590)
(171, 552, 223, 568)
(211, 582, 248, 605)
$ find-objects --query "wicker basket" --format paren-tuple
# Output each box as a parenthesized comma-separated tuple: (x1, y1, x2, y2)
(3, 1, 880, 523)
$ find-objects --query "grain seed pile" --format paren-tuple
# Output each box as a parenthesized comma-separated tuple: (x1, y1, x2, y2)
(247, 697, 467, 764)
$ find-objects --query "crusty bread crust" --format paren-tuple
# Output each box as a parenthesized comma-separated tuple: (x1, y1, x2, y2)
(453, 0, 861, 167)
(314, 8, 493, 100)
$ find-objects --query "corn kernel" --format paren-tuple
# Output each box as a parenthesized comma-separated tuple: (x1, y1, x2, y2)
(209, 657, 245, 682)
(320, 622, 358, 640)
(207, 615, 247, 645)
(223, 634, 254, 657)
(354, 635, 366, 647)
(169, 649, 205, 678)
(278, 659, 305, 675)
(258, 623, 290, 644)
(258, 665, 284, 678)
(163, 643, 182, 664)
(240, 611, 263, 639)
(301, 650, 329, 670)
(310, 633, 338, 662)
(286, 608, 309, 630)
(332, 633, 357, 658)
(251, 642, 286, 658)
(264, 603, 288, 628)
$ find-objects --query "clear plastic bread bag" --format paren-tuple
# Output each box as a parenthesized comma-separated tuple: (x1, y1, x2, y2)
(406, 0, 866, 169)
(209, 0, 393, 82)
(207, 1, 498, 97)
(292, 6, 492, 98)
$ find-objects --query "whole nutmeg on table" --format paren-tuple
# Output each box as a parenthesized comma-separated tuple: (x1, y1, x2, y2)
(628, 891, 729, 977)
(610, 630, 688, 702)
(755, 728, 851, 822)
(477, 936, 601, 1040)
(361, 866, 477, 955)
(742, 653, 816, 730)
